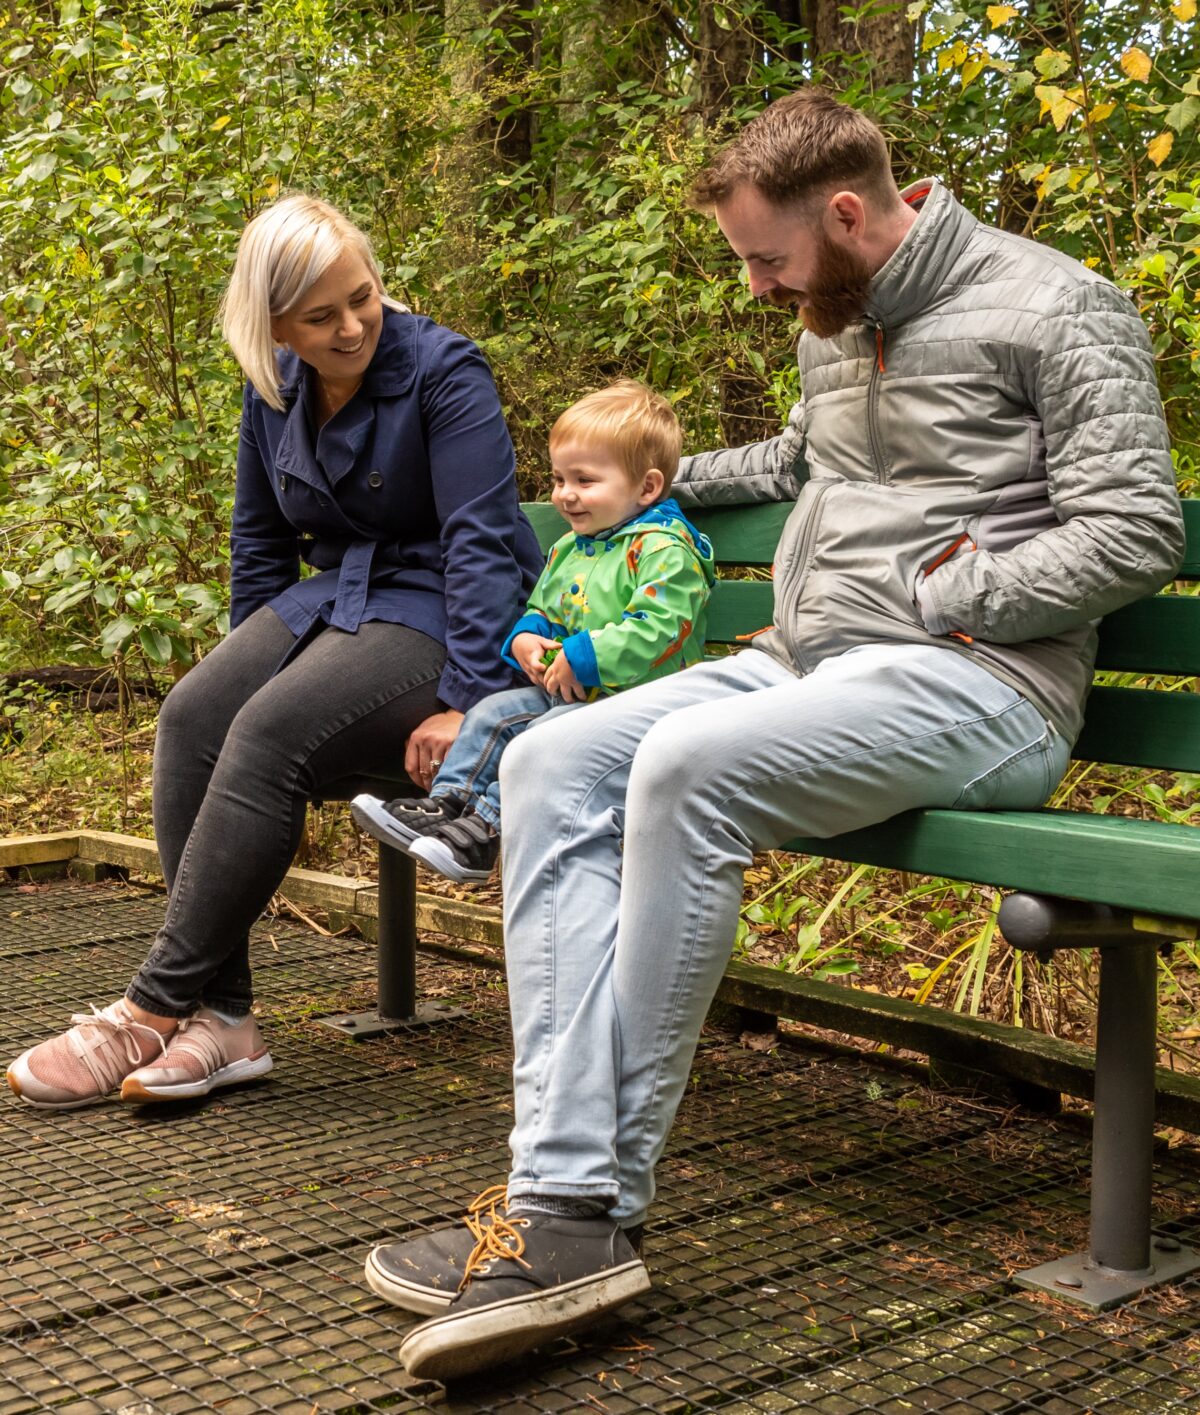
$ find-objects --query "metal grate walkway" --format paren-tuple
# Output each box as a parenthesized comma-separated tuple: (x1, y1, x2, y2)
(2, 876, 1200, 1413)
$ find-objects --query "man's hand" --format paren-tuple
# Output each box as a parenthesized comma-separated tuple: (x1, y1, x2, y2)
(405, 709, 465, 793)
(511, 632, 561, 685)
(543, 650, 588, 703)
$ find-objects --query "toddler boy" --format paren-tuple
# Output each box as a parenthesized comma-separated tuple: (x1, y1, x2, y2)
(351, 379, 715, 881)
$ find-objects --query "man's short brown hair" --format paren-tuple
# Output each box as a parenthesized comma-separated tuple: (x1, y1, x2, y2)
(691, 89, 895, 212)
(550, 380, 682, 489)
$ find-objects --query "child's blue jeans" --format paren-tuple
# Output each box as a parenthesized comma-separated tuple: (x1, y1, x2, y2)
(433, 683, 586, 828)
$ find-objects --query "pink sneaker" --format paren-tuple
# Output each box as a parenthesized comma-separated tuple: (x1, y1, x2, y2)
(7, 1000, 169, 1109)
(120, 1008, 273, 1102)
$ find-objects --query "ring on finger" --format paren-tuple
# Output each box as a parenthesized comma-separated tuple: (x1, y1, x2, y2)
(430, 759, 443, 769)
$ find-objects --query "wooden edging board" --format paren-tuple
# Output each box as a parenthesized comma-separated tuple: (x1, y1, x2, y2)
(5, 828, 1200, 1131)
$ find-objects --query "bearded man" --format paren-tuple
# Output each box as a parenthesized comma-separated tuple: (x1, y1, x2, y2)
(364, 88, 1185, 1381)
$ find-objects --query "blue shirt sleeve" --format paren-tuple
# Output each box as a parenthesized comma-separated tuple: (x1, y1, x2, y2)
(422, 332, 537, 712)
(228, 385, 300, 629)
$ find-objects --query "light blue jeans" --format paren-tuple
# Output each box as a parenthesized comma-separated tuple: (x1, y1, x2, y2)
(432, 683, 584, 828)
(498, 644, 1070, 1226)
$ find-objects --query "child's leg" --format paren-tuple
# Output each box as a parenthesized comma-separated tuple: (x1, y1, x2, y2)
(352, 684, 555, 850)
(434, 684, 556, 825)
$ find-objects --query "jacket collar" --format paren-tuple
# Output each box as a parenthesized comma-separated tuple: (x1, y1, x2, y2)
(863, 178, 977, 330)
(276, 305, 418, 404)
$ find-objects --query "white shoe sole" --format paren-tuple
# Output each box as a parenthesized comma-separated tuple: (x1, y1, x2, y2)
(351, 796, 430, 848)
(399, 1260, 651, 1381)
(121, 1051, 274, 1102)
(405, 835, 493, 883)
(6, 1052, 108, 1108)
(364, 1246, 457, 1316)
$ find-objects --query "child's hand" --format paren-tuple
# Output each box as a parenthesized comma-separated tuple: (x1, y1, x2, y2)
(511, 632, 561, 685)
(543, 649, 588, 703)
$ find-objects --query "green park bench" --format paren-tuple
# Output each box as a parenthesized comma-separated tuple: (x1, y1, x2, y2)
(328, 491, 1200, 1311)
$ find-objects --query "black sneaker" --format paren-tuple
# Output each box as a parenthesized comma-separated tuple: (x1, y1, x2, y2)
(405, 810, 499, 884)
(398, 1212, 650, 1381)
(351, 792, 463, 848)
(365, 1186, 645, 1317)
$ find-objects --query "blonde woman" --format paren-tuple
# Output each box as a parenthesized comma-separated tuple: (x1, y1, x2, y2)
(7, 195, 542, 1107)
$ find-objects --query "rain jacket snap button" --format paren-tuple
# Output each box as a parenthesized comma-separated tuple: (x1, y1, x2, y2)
(278, 474, 288, 492)
(368, 471, 384, 489)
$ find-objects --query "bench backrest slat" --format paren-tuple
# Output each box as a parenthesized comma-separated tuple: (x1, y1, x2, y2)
(520, 497, 1199, 773)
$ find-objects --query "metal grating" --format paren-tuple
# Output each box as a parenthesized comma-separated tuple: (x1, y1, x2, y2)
(2, 875, 1200, 1412)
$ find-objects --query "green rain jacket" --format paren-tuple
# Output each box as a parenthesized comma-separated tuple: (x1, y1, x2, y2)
(501, 497, 716, 694)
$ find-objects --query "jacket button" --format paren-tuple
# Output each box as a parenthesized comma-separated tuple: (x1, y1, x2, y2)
(278, 474, 288, 492)
(368, 471, 384, 489)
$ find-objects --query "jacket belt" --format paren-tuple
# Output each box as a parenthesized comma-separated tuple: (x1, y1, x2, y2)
(329, 539, 377, 632)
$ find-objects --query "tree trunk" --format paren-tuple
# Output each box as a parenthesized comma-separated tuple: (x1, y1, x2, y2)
(694, 3, 759, 126)
(806, 0, 914, 93)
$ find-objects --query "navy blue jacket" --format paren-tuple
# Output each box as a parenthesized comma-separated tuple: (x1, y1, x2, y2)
(229, 308, 543, 712)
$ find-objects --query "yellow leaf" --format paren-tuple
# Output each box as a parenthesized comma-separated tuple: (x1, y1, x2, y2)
(1148, 130, 1174, 166)
(986, 4, 1019, 26)
(1088, 100, 1117, 124)
(1172, 0, 1195, 21)
(961, 54, 987, 88)
(211, 114, 232, 131)
(1120, 47, 1153, 82)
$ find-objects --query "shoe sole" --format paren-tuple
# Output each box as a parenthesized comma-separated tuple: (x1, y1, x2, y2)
(405, 835, 493, 884)
(351, 798, 426, 849)
(399, 1260, 651, 1381)
(364, 1246, 456, 1316)
(120, 1051, 274, 1102)
(6, 1057, 106, 1109)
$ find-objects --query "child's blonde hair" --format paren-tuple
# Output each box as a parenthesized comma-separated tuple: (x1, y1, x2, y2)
(221, 193, 407, 411)
(550, 379, 682, 488)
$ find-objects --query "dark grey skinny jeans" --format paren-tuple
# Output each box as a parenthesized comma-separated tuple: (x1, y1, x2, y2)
(126, 608, 444, 1018)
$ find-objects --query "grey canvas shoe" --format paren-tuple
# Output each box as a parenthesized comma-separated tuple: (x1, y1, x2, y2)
(366, 1186, 645, 1317)
(365, 1184, 516, 1316)
(351, 793, 463, 849)
(398, 1212, 650, 1382)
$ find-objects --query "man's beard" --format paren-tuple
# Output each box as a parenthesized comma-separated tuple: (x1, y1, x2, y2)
(764, 232, 873, 340)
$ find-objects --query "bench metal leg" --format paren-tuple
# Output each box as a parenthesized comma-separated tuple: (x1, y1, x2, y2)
(1010, 930, 1200, 1308)
(317, 845, 465, 1038)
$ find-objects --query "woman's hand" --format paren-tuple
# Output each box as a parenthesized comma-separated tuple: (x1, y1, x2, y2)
(510, 632, 560, 686)
(405, 709, 465, 793)
(543, 651, 589, 703)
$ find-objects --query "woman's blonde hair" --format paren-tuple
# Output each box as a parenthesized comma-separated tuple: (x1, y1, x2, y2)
(221, 193, 407, 411)
(550, 380, 682, 487)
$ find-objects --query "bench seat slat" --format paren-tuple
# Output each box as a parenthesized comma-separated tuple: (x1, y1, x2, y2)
(1073, 686, 1200, 771)
(785, 808, 1200, 919)
(1095, 595, 1200, 674)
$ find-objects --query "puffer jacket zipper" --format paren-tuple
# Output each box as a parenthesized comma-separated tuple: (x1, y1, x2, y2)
(772, 481, 831, 671)
(867, 322, 887, 484)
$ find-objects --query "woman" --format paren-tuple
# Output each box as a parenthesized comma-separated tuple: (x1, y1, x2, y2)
(7, 195, 542, 1107)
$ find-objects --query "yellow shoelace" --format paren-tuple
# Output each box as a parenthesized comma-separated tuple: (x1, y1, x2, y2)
(458, 1184, 531, 1290)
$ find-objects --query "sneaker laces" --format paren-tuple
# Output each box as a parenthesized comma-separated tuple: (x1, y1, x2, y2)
(458, 1185, 531, 1290)
(157, 1014, 227, 1072)
(65, 1004, 167, 1095)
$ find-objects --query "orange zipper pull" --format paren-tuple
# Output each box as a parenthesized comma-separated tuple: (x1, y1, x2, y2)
(875, 326, 886, 373)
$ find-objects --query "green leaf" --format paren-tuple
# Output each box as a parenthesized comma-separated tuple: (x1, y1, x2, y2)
(100, 616, 137, 657)
(138, 626, 174, 664)
(1166, 97, 1200, 133)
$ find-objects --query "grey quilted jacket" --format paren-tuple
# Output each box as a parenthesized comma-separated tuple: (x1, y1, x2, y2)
(676, 178, 1185, 741)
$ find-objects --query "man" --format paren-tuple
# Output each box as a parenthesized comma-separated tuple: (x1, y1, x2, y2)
(363, 90, 1185, 1382)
